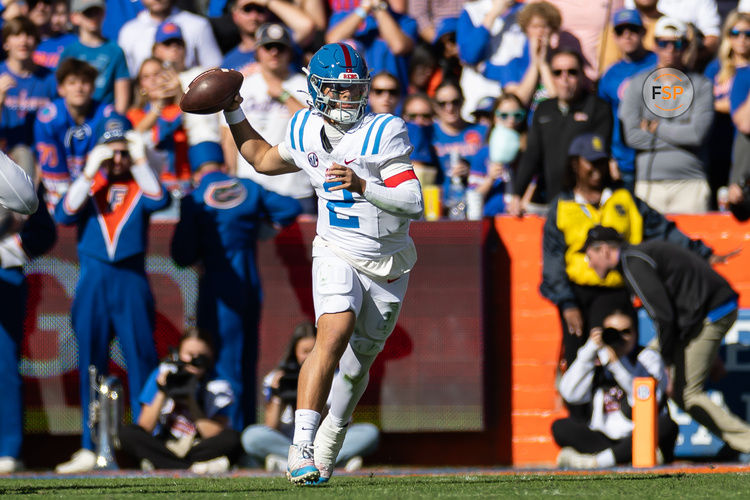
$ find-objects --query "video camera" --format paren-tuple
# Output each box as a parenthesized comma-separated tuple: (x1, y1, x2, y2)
(158, 354, 212, 400)
(271, 362, 300, 404)
(601, 327, 627, 349)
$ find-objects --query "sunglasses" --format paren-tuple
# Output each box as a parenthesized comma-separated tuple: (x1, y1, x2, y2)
(436, 98, 461, 108)
(614, 24, 642, 36)
(405, 112, 432, 120)
(655, 38, 685, 50)
(260, 42, 289, 52)
(240, 3, 267, 13)
(495, 110, 526, 121)
(552, 67, 579, 77)
(730, 29, 750, 38)
(371, 87, 399, 97)
(81, 6, 104, 17)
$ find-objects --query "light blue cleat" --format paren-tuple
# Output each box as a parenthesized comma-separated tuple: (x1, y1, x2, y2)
(286, 443, 319, 485)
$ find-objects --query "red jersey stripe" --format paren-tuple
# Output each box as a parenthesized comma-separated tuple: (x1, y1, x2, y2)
(384, 169, 418, 187)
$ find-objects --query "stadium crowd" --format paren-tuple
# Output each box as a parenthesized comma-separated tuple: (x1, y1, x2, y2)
(1, 0, 750, 475)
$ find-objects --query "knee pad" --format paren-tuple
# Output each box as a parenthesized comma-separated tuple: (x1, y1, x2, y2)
(339, 346, 375, 383)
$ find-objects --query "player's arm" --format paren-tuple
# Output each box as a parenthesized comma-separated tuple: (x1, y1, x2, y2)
(0, 150, 38, 215)
(223, 96, 299, 176)
(327, 155, 424, 219)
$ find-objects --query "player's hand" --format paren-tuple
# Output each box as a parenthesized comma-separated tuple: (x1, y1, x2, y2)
(224, 93, 243, 112)
(83, 145, 114, 179)
(562, 307, 583, 337)
(709, 247, 741, 265)
(326, 164, 366, 195)
(125, 130, 147, 164)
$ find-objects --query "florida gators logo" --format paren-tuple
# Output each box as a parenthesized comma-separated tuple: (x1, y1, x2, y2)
(37, 103, 57, 123)
(107, 185, 129, 211)
(465, 130, 482, 146)
(204, 179, 247, 209)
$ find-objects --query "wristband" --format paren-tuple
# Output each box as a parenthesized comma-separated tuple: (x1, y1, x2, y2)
(354, 6, 367, 18)
(224, 107, 246, 125)
(278, 90, 291, 104)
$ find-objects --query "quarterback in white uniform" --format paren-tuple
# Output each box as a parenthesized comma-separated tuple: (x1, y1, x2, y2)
(222, 43, 423, 485)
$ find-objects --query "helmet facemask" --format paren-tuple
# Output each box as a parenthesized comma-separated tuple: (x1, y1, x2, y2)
(307, 72, 370, 125)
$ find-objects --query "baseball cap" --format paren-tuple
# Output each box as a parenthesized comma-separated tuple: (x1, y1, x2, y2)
(255, 23, 292, 49)
(580, 225, 624, 252)
(96, 114, 131, 144)
(155, 22, 184, 44)
(433, 17, 458, 44)
(612, 9, 643, 28)
(71, 0, 105, 13)
(472, 96, 496, 116)
(654, 16, 688, 39)
(568, 133, 608, 162)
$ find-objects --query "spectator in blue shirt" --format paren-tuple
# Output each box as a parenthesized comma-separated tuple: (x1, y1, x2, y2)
(598, 9, 657, 193)
(31, 0, 77, 69)
(0, 16, 57, 162)
(60, 0, 131, 114)
(221, 0, 315, 75)
(119, 327, 242, 472)
(326, 0, 418, 91)
(706, 10, 750, 208)
(430, 79, 488, 201)
(402, 93, 438, 185)
(470, 93, 527, 216)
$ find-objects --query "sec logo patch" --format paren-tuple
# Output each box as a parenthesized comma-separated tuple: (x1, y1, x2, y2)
(308, 152, 319, 167)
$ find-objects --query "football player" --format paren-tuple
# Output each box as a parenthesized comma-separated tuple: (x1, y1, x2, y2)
(221, 42, 423, 484)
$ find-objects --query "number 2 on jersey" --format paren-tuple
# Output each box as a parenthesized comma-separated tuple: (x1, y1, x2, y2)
(323, 181, 360, 228)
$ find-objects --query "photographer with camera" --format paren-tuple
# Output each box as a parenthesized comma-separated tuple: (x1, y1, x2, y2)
(552, 310, 679, 469)
(240, 322, 379, 472)
(118, 327, 242, 473)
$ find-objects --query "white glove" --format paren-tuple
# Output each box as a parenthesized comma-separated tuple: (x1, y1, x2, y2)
(125, 130, 147, 164)
(83, 145, 114, 179)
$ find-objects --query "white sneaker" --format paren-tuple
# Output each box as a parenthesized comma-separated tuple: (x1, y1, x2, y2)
(264, 454, 287, 472)
(312, 415, 348, 483)
(55, 449, 96, 474)
(286, 443, 319, 484)
(189, 456, 230, 474)
(344, 455, 363, 472)
(0, 456, 23, 473)
(556, 447, 599, 469)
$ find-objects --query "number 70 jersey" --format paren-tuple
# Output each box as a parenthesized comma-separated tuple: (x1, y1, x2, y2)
(283, 111, 417, 260)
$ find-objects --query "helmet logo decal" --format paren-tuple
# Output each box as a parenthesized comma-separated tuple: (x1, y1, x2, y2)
(338, 43, 353, 67)
(339, 72, 357, 79)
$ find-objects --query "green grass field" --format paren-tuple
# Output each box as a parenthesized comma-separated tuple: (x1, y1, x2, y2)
(1, 473, 749, 499)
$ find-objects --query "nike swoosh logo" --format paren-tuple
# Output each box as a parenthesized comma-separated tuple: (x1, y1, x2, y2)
(344, 158, 356, 165)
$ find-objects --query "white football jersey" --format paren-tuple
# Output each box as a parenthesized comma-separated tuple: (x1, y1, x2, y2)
(283, 111, 415, 260)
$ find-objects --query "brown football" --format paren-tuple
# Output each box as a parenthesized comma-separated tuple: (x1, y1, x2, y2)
(179, 68, 243, 115)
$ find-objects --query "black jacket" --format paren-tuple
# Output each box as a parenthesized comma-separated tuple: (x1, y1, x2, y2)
(513, 92, 613, 203)
(619, 240, 737, 364)
(541, 188, 713, 309)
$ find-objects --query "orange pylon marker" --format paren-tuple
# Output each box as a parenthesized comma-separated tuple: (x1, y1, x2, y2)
(632, 377, 657, 467)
